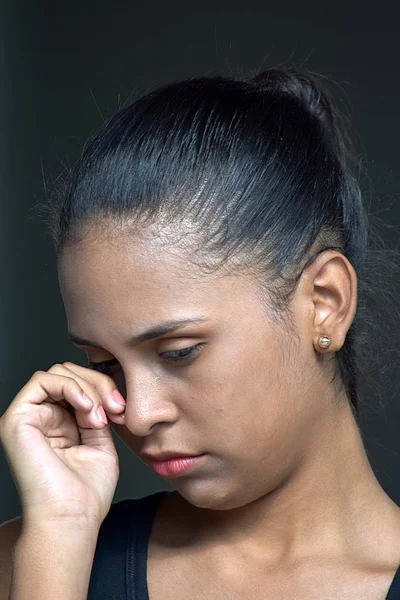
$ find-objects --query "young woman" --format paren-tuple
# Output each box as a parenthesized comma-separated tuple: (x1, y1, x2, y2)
(1, 68, 400, 600)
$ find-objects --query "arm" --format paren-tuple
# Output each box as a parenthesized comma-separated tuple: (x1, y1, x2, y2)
(9, 522, 99, 600)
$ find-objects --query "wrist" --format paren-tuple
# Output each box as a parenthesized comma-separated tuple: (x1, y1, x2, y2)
(22, 511, 102, 536)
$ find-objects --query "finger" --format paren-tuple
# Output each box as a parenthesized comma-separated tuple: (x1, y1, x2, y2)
(12, 370, 107, 430)
(59, 362, 126, 422)
(1, 372, 118, 469)
(46, 364, 112, 429)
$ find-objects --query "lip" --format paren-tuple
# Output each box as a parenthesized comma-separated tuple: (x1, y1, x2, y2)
(140, 451, 202, 461)
(143, 454, 206, 477)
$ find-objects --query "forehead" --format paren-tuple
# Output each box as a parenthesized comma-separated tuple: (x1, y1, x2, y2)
(57, 228, 265, 347)
(58, 231, 205, 313)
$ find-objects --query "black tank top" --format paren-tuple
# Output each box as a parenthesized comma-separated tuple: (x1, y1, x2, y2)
(87, 490, 400, 599)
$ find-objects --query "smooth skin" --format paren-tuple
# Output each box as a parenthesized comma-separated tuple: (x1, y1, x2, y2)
(2, 222, 400, 599)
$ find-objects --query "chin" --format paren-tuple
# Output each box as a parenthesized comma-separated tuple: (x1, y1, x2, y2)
(171, 479, 247, 511)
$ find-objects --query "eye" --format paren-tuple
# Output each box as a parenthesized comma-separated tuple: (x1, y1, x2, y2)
(87, 358, 120, 374)
(159, 343, 203, 362)
(87, 344, 203, 374)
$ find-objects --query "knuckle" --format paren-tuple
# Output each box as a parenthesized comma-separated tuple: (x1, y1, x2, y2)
(48, 363, 64, 373)
(86, 369, 116, 395)
(63, 377, 86, 399)
(62, 361, 75, 369)
(100, 374, 117, 390)
(72, 378, 97, 399)
(31, 369, 46, 380)
(67, 376, 80, 388)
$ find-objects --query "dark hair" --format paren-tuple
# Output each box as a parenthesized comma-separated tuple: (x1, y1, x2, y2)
(38, 67, 400, 421)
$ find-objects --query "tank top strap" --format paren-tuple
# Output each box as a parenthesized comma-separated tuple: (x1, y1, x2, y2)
(88, 490, 169, 600)
(126, 490, 169, 600)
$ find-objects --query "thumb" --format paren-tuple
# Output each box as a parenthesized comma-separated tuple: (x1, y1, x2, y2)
(78, 421, 119, 461)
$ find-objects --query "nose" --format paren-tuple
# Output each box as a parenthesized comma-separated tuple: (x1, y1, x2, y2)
(118, 372, 179, 436)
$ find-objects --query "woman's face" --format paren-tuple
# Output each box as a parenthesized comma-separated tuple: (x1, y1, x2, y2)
(58, 227, 326, 510)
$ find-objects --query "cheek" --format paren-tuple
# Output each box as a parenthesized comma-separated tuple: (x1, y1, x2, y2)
(211, 337, 284, 412)
(200, 341, 302, 448)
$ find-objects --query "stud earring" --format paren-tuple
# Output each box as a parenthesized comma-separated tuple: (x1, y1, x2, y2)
(318, 335, 331, 350)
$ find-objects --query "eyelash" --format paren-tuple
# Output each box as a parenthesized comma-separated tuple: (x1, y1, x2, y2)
(87, 344, 203, 374)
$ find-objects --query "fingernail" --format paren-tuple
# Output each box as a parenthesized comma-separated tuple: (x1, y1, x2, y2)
(96, 406, 108, 424)
(82, 392, 93, 407)
(112, 389, 126, 406)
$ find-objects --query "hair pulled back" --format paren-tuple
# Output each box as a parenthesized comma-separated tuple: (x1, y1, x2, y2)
(40, 67, 399, 421)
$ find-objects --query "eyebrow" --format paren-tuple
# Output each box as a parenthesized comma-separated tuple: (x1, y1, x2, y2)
(68, 317, 210, 349)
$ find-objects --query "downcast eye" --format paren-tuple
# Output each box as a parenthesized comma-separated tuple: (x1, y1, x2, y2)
(87, 343, 204, 375)
(160, 344, 203, 361)
(87, 358, 120, 374)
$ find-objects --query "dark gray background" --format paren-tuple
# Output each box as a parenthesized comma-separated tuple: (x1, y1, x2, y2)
(2, 1, 400, 523)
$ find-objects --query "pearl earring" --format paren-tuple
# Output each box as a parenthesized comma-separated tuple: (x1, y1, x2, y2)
(318, 335, 331, 350)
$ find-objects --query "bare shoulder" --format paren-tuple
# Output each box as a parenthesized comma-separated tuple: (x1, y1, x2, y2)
(0, 516, 23, 600)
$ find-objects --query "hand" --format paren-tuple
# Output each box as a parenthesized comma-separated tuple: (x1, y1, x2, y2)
(0, 362, 127, 530)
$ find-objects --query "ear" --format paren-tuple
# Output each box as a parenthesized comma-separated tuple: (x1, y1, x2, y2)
(304, 250, 358, 352)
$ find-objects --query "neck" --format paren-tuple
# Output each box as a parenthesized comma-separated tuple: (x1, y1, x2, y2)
(179, 397, 400, 568)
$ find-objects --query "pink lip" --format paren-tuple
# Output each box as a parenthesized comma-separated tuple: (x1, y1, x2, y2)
(148, 454, 205, 477)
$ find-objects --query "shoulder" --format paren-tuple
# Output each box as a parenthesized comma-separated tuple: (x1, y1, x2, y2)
(0, 516, 23, 600)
